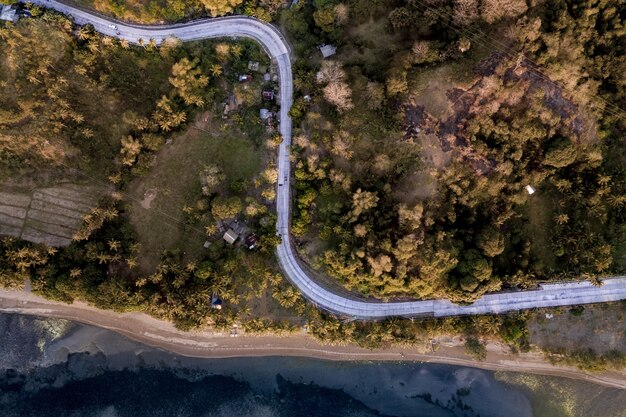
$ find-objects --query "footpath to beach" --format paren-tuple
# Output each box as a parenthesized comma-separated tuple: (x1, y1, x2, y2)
(1, 288, 625, 390)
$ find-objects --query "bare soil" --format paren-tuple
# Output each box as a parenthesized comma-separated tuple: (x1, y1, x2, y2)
(528, 303, 626, 355)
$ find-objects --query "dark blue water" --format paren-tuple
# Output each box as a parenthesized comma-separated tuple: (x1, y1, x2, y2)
(0, 313, 625, 417)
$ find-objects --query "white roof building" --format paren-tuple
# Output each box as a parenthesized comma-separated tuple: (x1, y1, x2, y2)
(319, 44, 337, 59)
(223, 229, 238, 245)
(0, 5, 18, 22)
(260, 108, 272, 120)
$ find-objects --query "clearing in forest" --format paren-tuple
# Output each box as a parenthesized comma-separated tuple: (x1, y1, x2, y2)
(127, 113, 263, 273)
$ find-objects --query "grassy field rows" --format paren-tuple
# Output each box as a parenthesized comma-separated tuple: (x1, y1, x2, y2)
(0, 184, 106, 246)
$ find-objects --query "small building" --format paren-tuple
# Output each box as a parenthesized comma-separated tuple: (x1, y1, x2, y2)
(525, 185, 536, 195)
(223, 229, 238, 245)
(248, 61, 260, 71)
(244, 234, 260, 250)
(211, 294, 223, 310)
(262, 88, 275, 101)
(0, 5, 18, 22)
(259, 108, 272, 120)
(319, 44, 337, 59)
(238, 74, 253, 82)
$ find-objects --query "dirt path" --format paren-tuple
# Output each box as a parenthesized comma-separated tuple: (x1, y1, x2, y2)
(1, 288, 625, 390)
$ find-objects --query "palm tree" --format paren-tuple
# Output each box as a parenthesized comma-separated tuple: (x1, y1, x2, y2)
(554, 213, 569, 225)
(77, 26, 92, 41)
(185, 261, 197, 273)
(210, 64, 222, 77)
(126, 257, 138, 269)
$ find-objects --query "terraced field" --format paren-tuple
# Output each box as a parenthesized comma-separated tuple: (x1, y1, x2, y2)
(0, 184, 105, 246)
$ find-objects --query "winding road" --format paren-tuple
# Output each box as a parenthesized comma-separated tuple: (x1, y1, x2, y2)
(31, 0, 626, 319)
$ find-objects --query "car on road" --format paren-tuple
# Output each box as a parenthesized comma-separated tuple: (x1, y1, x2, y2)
(108, 24, 117, 29)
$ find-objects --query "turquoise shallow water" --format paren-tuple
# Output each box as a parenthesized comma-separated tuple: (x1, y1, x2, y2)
(0, 313, 625, 417)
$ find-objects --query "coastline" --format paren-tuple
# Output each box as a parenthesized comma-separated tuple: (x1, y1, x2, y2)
(1, 288, 625, 391)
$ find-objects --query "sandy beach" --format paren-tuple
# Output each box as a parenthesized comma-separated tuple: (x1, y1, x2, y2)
(1, 288, 625, 391)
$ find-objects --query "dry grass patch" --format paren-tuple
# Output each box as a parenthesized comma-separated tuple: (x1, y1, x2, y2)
(528, 303, 626, 355)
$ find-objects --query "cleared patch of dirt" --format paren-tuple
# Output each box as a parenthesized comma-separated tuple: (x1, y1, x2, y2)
(393, 169, 438, 203)
(407, 52, 597, 178)
(140, 188, 158, 209)
(342, 17, 403, 67)
(528, 303, 626, 355)
(419, 132, 451, 170)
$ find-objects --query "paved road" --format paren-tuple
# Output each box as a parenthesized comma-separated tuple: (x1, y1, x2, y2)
(33, 1, 626, 319)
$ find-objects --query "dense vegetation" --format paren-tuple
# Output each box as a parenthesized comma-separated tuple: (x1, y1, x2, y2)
(282, 0, 626, 302)
(0, 8, 283, 329)
(61, 0, 285, 23)
(1, 1, 625, 371)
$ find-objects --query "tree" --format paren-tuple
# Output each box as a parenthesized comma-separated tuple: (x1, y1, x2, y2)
(368, 254, 393, 277)
(200, 164, 225, 195)
(481, 0, 527, 24)
(120, 135, 142, 166)
(388, 7, 414, 29)
(350, 188, 378, 221)
(316, 60, 345, 84)
(211, 196, 242, 219)
(169, 58, 210, 107)
(398, 203, 423, 231)
(323, 82, 353, 111)
(453, 0, 478, 26)
(543, 138, 577, 168)
(457, 250, 493, 293)
(464, 336, 487, 361)
(335, 3, 349, 25)
(140, 133, 164, 151)
(152, 96, 187, 131)
(313, 5, 337, 33)
(200, 0, 244, 16)
(477, 228, 505, 257)
(386, 71, 408, 96)
(411, 41, 439, 65)
(263, 167, 278, 184)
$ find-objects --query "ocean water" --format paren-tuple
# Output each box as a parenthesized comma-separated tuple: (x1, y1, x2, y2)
(0, 313, 625, 417)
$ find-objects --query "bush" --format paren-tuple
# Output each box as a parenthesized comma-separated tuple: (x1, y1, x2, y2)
(464, 337, 487, 361)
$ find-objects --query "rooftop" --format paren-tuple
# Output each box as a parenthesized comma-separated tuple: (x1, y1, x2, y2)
(319, 44, 337, 58)
(223, 229, 238, 245)
(0, 5, 18, 22)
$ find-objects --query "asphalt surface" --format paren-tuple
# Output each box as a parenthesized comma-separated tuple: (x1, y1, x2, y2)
(32, 1, 626, 319)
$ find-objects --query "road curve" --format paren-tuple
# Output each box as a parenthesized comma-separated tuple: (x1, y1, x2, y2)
(33, 1, 626, 319)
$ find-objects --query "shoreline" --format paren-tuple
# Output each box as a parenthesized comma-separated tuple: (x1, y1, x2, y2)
(1, 288, 625, 391)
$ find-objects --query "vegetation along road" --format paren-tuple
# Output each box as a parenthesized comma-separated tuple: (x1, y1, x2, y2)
(33, 0, 626, 319)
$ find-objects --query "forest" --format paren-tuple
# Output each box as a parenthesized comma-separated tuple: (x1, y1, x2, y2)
(0, 1, 625, 368)
(282, 0, 626, 303)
